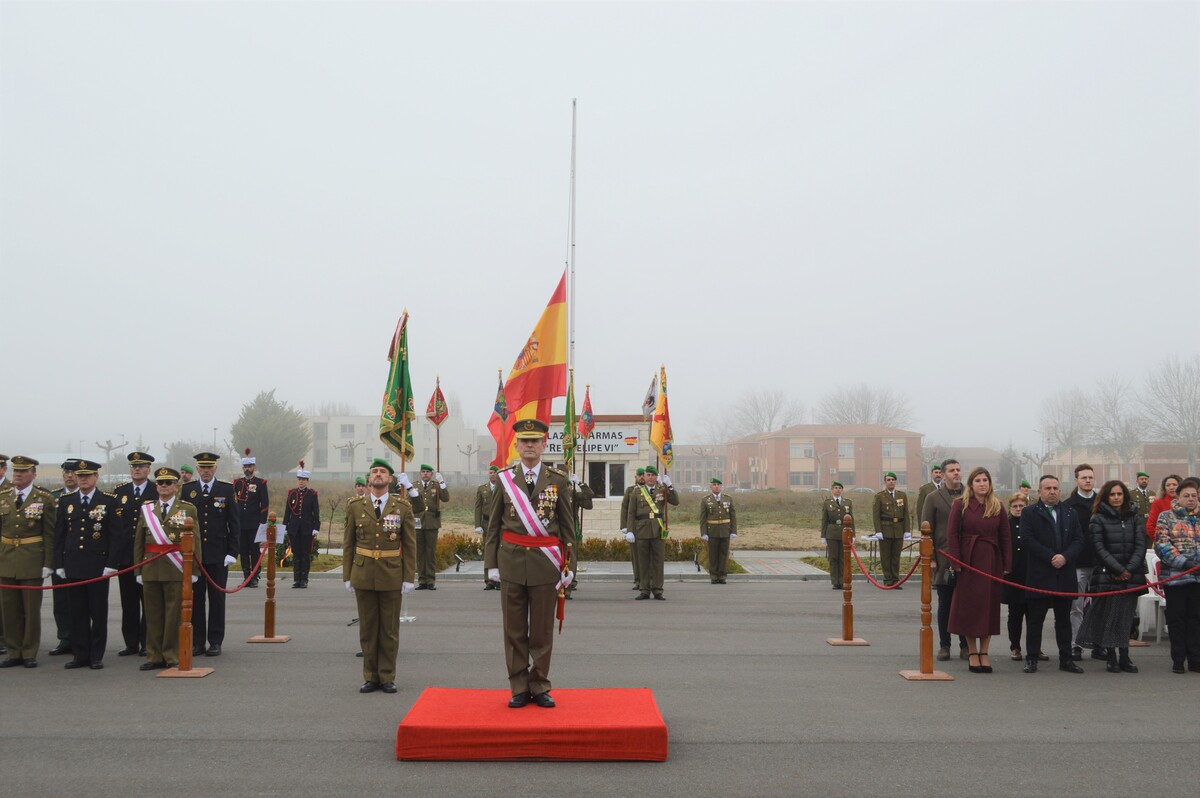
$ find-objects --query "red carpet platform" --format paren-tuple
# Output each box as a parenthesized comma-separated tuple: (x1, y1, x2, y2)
(396, 687, 668, 761)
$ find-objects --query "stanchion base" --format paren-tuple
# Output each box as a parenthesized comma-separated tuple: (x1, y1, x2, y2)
(399, 615, 417, 624)
(157, 666, 215, 678)
(899, 669, 954, 681)
(826, 638, 869, 646)
(1127, 639, 1150, 648)
(247, 635, 292, 644)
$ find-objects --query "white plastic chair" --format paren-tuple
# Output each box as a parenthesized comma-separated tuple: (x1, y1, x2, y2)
(1136, 550, 1167, 643)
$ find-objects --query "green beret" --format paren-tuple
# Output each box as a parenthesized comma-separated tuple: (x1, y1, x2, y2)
(710, 477, 722, 484)
(354, 476, 366, 486)
(644, 465, 659, 475)
(636, 468, 645, 475)
(1136, 471, 1149, 478)
(931, 465, 943, 473)
(1019, 480, 1031, 488)
(884, 471, 897, 480)
(489, 465, 499, 473)
(180, 464, 194, 474)
(369, 458, 395, 474)
(831, 481, 844, 488)
(419, 464, 434, 472)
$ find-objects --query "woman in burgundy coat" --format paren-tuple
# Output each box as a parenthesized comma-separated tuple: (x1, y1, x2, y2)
(947, 467, 1012, 673)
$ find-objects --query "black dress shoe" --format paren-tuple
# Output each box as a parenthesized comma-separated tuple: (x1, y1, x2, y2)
(508, 691, 531, 708)
(532, 691, 556, 708)
(718, 579, 727, 584)
(1070, 646, 1083, 661)
(483, 583, 495, 590)
(653, 593, 665, 600)
(140, 661, 167, 671)
(23, 659, 38, 668)
(427, 584, 436, 590)
(635, 593, 650, 600)
(299, 581, 308, 588)
(117, 648, 138, 657)
(193, 646, 205, 656)
(831, 584, 842, 590)
(359, 681, 380, 693)
(0, 658, 24, 668)
(89, 662, 104, 670)
(138, 647, 147, 656)
(290, 582, 300, 588)
(1059, 661, 1084, 674)
(64, 660, 88, 669)
(380, 682, 397, 694)
(1172, 663, 1186, 674)
(415, 584, 429, 590)
(1023, 659, 1038, 674)
(48, 643, 71, 656)
(1091, 647, 1109, 661)
(355, 652, 363, 657)
(205, 645, 221, 657)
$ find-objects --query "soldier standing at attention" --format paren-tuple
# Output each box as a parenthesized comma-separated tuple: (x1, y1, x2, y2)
(621, 468, 646, 589)
(699, 477, 736, 584)
(820, 481, 854, 590)
(0, 456, 56, 668)
(475, 466, 501, 590)
(133, 467, 199, 670)
(413, 464, 449, 590)
(234, 449, 269, 588)
(1131, 471, 1155, 522)
(626, 465, 679, 601)
(344, 458, 415, 694)
(284, 462, 320, 589)
(354, 476, 368, 498)
(0, 454, 9, 490)
(179, 465, 194, 485)
(916, 465, 943, 528)
(872, 471, 909, 588)
(47, 460, 79, 656)
(484, 418, 574, 708)
(185, 452, 240, 657)
(54, 459, 120, 670)
(112, 451, 157, 657)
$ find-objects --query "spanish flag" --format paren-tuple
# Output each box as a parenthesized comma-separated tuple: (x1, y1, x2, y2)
(487, 271, 568, 465)
(649, 365, 673, 470)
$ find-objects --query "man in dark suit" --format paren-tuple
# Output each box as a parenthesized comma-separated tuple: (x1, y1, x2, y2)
(54, 459, 121, 670)
(47, 459, 80, 656)
(183, 452, 240, 656)
(234, 449, 270, 587)
(1019, 474, 1084, 674)
(111, 451, 157, 657)
(283, 463, 320, 589)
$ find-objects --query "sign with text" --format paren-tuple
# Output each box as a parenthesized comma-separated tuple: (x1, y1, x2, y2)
(547, 428, 642, 455)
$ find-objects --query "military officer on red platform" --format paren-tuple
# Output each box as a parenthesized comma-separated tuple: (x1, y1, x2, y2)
(284, 462, 320, 589)
(185, 452, 240, 657)
(485, 418, 574, 708)
(54, 459, 121, 670)
(344, 458, 416, 694)
(0, 456, 56, 668)
(234, 448, 270, 587)
(112, 451, 157, 657)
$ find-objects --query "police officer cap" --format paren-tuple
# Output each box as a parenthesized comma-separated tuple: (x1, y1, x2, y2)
(154, 467, 181, 482)
(710, 477, 722, 484)
(644, 465, 659, 475)
(75, 459, 102, 475)
(512, 418, 549, 439)
(831, 480, 844, 488)
(355, 476, 367, 486)
(127, 451, 155, 466)
(884, 471, 897, 479)
(368, 458, 394, 474)
(60, 459, 80, 472)
(0, 454, 8, 465)
(193, 452, 221, 466)
(10, 455, 38, 470)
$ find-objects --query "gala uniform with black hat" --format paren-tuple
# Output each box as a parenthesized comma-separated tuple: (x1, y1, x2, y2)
(185, 451, 240, 657)
(0, 456, 57, 667)
(234, 449, 270, 587)
(111, 451, 157, 657)
(698, 477, 737, 584)
(283, 461, 320, 588)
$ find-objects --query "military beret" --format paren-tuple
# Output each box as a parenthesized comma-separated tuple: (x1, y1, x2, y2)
(354, 476, 366, 486)
(368, 458, 394, 474)
(489, 465, 499, 473)
(9, 455, 38, 470)
(154, 467, 181, 482)
(1019, 480, 1031, 488)
(636, 468, 645, 475)
(931, 465, 943, 473)
(127, 451, 155, 466)
(831, 480, 844, 488)
(644, 465, 659, 475)
(420, 464, 434, 472)
(75, 459, 102, 475)
(512, 418, 549, 439)
(1136, 471, 1150, 478)
(193, 452, 220, 466)
(710, 477, 723, 484)
(884, 471, 897, 479)
(180, 464, 194, 474)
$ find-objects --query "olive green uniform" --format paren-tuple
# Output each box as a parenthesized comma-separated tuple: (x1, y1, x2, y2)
(625, 483, 680, 597)
(872, 489, 909, 586)
(915, 481, 940, 528)
(0, 485, 56, 659)
(343, 492, 417, 685)
(414, 480, 449, 587)
(621, 484, 642, 585)
(474, 481, 498, 585)
(1131, 486, 1155, 525)
(133, 499, 201, 667)
(820, 495, 854, 588)
(484, 464, 573, 697)
(699, 492, 736, 583)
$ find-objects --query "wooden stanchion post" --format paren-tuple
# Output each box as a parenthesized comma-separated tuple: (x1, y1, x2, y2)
(900, 521, 952, 681)
(828, 514, 868, 646)
(249, 511, 291, 644)
(159, 517, 214, 678)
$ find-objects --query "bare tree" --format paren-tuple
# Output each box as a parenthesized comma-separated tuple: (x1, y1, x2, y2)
(697, 406, 740, 445)
(1142, 354, 1200, 474)
(1091, 376, 1144, 480)
(814, 384, 914, 428)
(920, 444, 950, 474)
(699, 389, 806, 443)
(1040, 388, 1093, 465)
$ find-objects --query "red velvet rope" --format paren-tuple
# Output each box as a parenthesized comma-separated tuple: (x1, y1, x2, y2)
(0, 553, 169, 590)
(848, 542, 921, 589)
(195, 542, 270, 594)
(936, 548, 1200, 598)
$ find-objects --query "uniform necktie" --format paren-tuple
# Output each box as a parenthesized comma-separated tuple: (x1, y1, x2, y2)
(81, 495, 90, 510)
(15, 491, 24, 509)
(837, 498, 842, 507)
(160, 503, 169, 520)
(134, 486, 142, 499)
(375, 498, 382, 519)
(203, 484, 210, 497)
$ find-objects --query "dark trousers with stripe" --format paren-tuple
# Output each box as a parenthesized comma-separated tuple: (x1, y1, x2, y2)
(67, 580, 109, 664)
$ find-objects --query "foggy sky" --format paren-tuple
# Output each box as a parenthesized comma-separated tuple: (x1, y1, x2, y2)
(2, 1, 1197, 460)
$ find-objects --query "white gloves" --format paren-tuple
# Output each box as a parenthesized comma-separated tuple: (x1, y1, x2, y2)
(487, 568, 500, 583)
(55, 568, 66, 579)
(41, 567, 51, 579)
(730, 533, 737, 539)
(434, 472, 445, 485)
(660, 474, 673, 488)
(344, 581, 354, 593)
(223, 555, 237, 567)
(624, 531, 635, 544)
(191, 575, 198, 583)
(102, 567, 117, 577)
(474, 527, 484, 534)
(398, 473, 413, 489)
(136, 575, 143, 585)
(401, 582, 415, 595)
(311, 529, 319, 537)
(569, 473, 581, 485)
(701, 535, 709, 541)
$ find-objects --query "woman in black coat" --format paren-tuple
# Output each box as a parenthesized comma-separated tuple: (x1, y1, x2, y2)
(1077, 480, 1147, 673)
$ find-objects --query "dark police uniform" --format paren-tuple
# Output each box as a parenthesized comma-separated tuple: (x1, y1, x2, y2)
(112, 451, 158, 656)
(48, 462, 79, 654)
(184, 453, 240, 655)
(283, 483, 319, 588)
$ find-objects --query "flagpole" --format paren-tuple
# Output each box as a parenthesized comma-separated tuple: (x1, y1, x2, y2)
(434, 376, 441, 472)
(567, 98, 577, 377)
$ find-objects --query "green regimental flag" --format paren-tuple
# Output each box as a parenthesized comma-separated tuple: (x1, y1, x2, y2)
(562, 370, 577, 473)
(379, 312, 416, 461)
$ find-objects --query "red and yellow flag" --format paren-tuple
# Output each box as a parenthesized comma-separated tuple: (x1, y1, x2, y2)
(650, 365, 673, 470)
(487, 271, 568, 465)
(426, 378, 449, 428)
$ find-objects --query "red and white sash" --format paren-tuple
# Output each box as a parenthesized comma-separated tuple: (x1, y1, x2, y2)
(497, 467, 572, 589)
(141, 502, 184, 572)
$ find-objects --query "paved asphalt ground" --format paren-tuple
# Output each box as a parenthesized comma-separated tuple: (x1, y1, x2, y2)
(5, 563, 1198, 797)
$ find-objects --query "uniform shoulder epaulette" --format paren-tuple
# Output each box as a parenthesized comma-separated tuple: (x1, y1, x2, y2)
(499, 464, 518, 473)
(143, 498, 156, 505)
(31, 485, 53, 497)
(347, 495, 365, 505)
(546, 466, 567, 477)
(116, 481, 131, 489)
(216, 479, 233, 486)
(101, 490, 116, 497)
(309, 487, 318, 494)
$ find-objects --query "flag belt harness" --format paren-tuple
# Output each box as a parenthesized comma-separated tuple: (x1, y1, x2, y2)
(503, 530, 562, 548)
(356, 546, 401, 559)
(2, 535, 43, 547)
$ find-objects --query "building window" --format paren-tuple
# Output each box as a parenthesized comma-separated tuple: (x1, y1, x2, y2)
(313, 423, 327, 442)
(340, 448, 352, 463)
(893, 471, 907, 485)
(340, 423, 355, 437)
(883, 442, 906, 458)
(315, 450, 328, 468)
(837, 470, 856, 486)
(790, 443, 814, 458)
(838, 442, 854, 458)
(789, 471, 815, 486)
